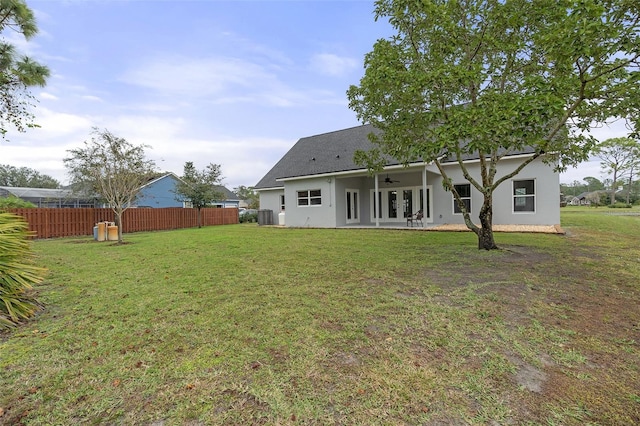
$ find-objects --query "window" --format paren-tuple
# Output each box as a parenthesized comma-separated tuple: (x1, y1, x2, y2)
(297, 189, 321, 206)
(279, 194, 285, 211)
(513, 179, 535, 212)
(453, 184, 471, 214)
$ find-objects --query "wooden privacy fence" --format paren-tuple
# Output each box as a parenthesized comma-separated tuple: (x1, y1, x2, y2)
(6, 207, 239, 239)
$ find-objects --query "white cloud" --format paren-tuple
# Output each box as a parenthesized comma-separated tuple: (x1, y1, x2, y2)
(309, 53, 358, 76)
(560, 161, 604, 184)
(80, 95, 103, 102)
(39, 92, 58, 100)
(119, 54, 341, 109)
(121, 56, 275, 97)
(146, 136, 293, 189)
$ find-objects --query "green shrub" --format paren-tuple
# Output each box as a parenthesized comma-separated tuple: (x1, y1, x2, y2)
(239, 212, 258, 223)
(0, 213, 45, 329)
(607, 203, 632, 208)
(0, 196, 36, 210)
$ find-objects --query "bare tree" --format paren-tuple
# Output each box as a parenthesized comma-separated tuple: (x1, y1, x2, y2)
(64, 128, 157, 243)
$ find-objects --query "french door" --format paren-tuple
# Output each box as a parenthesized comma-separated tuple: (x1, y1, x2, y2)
(346, 189, 360, 224)
(371, 187, 431, 222)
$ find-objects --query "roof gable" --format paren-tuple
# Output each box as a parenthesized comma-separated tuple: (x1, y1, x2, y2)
(255, 124, 389, 189)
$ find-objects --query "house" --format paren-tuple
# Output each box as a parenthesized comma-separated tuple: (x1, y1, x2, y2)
(134, 173, 186, 208)
(568, 191, 607, 206)
(210, 186, 242, 209)
(134, 173, 241, 209)
(0, 186, 97, 208)
(254, 124, 560, 228)
(569, 192, 591, 206)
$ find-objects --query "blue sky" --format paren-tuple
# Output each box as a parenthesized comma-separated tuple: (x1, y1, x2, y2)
(2, 0, 629, 189)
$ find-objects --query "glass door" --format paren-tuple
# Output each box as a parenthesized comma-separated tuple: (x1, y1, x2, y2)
(387, 190, 397, 219)
(403, 189, 413, 218)
(346, 189, 360, 224)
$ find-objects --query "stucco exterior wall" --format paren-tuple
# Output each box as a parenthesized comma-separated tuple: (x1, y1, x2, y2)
(258, 188, 284, 224)
(334, 175, 371, 227)
(258, 156, 559, 228)
(284, 177, 337, 227)
(433, 156, 560, 226)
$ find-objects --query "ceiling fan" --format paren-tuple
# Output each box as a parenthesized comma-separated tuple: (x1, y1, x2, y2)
(384, 174, 400, 184)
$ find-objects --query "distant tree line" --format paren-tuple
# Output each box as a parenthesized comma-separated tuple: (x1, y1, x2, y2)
(561, 137, 640, 205)
(0, 164, 60, 188)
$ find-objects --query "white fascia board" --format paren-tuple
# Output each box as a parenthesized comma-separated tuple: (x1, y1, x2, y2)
(440, 152, 535, 167)
(275, 162, 431, 183)
(255, 186, 284, 192)
(276, 169, 368, 183)
(273, 154, 535, 184)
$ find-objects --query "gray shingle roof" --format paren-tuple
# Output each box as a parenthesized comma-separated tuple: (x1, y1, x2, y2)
(255, 123, 538, 189)
(214, 185, 239, 200)
(255, 124, 391, 189)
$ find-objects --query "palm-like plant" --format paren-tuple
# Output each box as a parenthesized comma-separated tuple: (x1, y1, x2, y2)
(0, 212, 45, 328)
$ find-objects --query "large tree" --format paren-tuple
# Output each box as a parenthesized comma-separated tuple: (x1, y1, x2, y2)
(0, 0, 50, 138)
(64, 128, 157, 243)
(596, 137, 640, 205)
(347, 0, 640, 249)
(174, 162, 224, 228)
(0, 164, 59, 188)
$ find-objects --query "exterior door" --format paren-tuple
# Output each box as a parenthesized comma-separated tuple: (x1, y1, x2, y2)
(371, 186, 433, 223)
(346, 189, 360, 224)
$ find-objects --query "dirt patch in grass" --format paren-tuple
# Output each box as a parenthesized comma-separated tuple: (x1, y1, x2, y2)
(417, 242, 640, 424)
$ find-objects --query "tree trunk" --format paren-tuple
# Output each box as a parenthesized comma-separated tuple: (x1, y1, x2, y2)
(115, 210, 124, 243)
(197, 207, 202, 228)
(611, 170, 617, 205)
(627, 169, 633, 205)
(477, 197, 498, 250)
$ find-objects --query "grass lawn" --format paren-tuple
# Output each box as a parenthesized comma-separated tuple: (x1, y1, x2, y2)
(1, 207, 639, 425)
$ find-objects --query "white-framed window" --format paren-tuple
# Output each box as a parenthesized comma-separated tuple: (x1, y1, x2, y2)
(280, 194, 285, 211)
(297, 189, 322, 206)
(453, 183, 471, 214)
(513, 179, 535, 212)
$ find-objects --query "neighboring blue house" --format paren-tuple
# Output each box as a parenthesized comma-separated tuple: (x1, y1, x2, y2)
(134, 173, 185, 208)
(134, 172, 241, 209)
(210, 186, 242, 209)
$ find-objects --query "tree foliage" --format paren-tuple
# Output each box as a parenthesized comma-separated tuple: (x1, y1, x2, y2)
(0, 194, 34, 209)
(561, 176, 605, 197)
(174, 162, 224, 228)
(0, 163, 60, 188)
(233, 185, 259, 209)
(64, 128, 157, 243)
(347, 0, 640, 249)
(0, 212, 44, 328)
(596, 137, 640, 205)
(0, 0, 50, 138)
